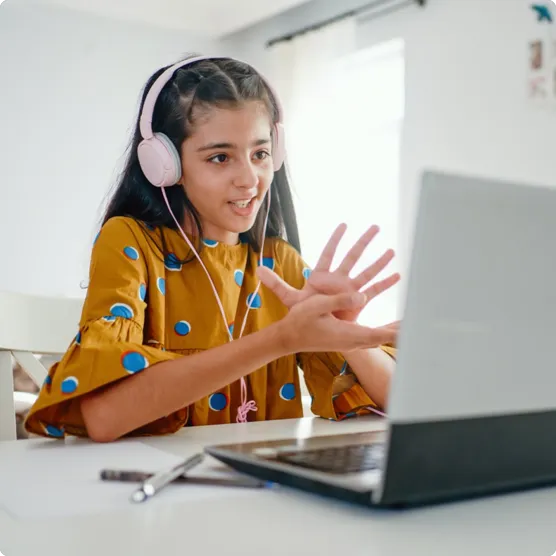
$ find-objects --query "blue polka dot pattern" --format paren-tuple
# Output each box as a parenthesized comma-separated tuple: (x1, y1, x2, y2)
(302, 267, 312, 280)
(75, 332, 81, 345)
(157, 277, 166, 295)
(139, 283, 147, 302)
(93, 231, 100, 245)
(279, 383, 296, 401)
(165, 253, 182, 271)
(45, 424, 64, 438)
(339, 361, 348, 375)
(102, 315, 116, 322)
(228, 322, 234, 336)
(61, 376, 79, 394)
(246, 293, 262, 309)
(209, 392, 228, 411)
(174, 320, 191, 336)
(203, 239, 218, 248)
(43, 375, 52, 387)
(123, 246, 139, 261)
(110, 303, 134, 319)
(144, 223, 155, 231)
(234, 270, 244, 286)
(261, 257, 275, 270)
(121, 351, 149, 373)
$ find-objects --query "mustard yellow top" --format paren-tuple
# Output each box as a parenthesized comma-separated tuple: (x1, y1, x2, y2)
(25, 216, 395, 439)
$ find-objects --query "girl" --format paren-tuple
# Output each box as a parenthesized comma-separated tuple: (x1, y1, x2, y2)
(25, 55, 400, 442)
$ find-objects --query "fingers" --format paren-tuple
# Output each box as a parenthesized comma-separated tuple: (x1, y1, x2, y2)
(375, 321, 400, 341)
(379, 320, 401, 331)
(362, 273, 401, 303)
(256, 266, 297, 306)
(307, 291, 367, 315)
(352, 248, 395, 290)
(313, 223, 347, 272)
(332, 320, 398, 350)
(291, 290, 401, 352)
(336, 224, 380, 275)
(365, 326, 398, 347)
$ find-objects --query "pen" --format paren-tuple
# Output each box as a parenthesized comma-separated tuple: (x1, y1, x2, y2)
(130, 452, 204, 503)
(100, 469, 270, 488)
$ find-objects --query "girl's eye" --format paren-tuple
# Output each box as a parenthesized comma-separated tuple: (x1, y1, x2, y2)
(208, 154, 228, 164)
(208, 151, 270, 164)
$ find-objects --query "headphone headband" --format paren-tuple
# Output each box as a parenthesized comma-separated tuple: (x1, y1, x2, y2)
(139, 55, 284, 140)
(137, 55, 286, 187)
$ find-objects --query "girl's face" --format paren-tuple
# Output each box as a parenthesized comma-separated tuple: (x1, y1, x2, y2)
(178, 101, 275, 245)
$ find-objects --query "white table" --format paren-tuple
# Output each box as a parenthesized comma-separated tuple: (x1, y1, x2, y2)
(1, 416, 556, 556)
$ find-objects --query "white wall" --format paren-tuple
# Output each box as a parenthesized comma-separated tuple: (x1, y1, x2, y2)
(356, 0, 556, 262)
(3, 0, 552, 296)
(223, 0, 556, 265)
(0, 2, 217, 297)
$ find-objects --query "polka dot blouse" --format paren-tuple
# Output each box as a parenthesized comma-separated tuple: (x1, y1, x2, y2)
(25, 217, 395, 439)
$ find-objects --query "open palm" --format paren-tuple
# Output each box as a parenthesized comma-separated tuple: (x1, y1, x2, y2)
(257, 223, 401, 323)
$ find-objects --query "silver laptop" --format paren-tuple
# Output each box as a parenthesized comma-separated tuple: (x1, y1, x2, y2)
(206, 169, 556, 508)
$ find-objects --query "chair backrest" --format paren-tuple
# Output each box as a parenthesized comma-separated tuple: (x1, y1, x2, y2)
(0, 290, 84, 354)
(0, 290, 84, 441)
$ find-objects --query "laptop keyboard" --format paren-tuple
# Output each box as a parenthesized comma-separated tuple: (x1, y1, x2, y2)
(275, 442, 385, 474)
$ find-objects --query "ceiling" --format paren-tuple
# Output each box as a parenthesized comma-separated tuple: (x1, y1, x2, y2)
(24, 0, 311, 37)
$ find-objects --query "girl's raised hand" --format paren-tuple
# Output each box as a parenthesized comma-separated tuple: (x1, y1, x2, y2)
(258, 223, 400, 323)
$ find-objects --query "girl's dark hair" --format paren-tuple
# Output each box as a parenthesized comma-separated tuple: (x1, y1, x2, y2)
(101, 54, 300, 261)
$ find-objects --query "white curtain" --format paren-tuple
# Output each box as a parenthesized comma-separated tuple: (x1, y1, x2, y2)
(269, 19, 405, 328)
(268, 17, 357, 123)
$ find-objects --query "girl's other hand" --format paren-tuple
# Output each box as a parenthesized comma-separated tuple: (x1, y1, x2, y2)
(277, 291, 398, 354)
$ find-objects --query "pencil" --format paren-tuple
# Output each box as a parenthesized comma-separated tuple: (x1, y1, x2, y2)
(100, 469, 270, 488)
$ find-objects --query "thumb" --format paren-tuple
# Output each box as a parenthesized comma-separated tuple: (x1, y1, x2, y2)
(309, 291, 368, 315)
(256, 266, 298, 305)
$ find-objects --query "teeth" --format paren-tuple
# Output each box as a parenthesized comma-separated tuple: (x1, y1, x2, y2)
(232, 200, 251, 208)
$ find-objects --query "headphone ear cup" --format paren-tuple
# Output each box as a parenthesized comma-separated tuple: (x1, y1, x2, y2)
(272, 122, 286, 172)
(137, 132, 182, 187)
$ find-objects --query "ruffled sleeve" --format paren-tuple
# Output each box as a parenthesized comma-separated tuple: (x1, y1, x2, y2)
(272, 238, 397, 421)
(24, 217, 182, 439)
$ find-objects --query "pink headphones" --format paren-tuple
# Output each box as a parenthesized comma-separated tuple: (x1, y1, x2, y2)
(137, 55, 286, 187)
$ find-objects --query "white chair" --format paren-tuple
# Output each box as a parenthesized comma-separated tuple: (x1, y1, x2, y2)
(0, 290, 84, 441)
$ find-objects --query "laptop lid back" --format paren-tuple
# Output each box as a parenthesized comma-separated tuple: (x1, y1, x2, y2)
(377, 170, 556, 506)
